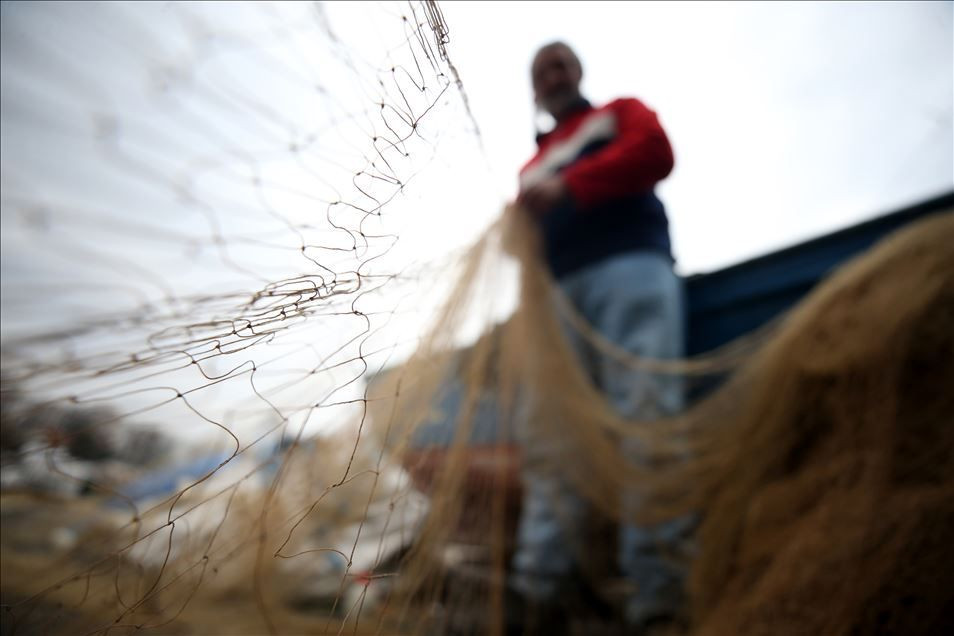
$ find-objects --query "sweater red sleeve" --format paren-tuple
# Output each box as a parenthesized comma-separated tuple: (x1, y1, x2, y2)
(561, 98, 674, 210)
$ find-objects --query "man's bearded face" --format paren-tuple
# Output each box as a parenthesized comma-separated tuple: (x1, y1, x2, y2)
(532, 45, 583, 120)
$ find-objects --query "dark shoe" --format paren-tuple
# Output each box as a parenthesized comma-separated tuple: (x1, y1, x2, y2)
(504, 585, 569, 636)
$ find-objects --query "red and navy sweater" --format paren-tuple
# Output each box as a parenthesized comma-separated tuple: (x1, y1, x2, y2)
(519, 97, 675, 278)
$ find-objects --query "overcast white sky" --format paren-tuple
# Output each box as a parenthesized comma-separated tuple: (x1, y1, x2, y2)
(3, 1, 951, 306)
(437, 0, 953, 273)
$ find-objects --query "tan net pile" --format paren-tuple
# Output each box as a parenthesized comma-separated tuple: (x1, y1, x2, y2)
(373, 206, 954, 635)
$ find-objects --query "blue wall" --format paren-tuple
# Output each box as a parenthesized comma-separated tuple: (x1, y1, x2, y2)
(684, 192, 954, 356)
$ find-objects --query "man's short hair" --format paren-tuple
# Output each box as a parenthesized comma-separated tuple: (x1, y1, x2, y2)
(532, 41, 582, 75)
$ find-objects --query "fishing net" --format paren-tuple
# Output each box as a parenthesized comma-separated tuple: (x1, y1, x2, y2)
(380, 204, 954, 636)
(2, 2, 953, 635)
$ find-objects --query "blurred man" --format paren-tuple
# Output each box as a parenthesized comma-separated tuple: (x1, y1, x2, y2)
(511, 41, 689, 632)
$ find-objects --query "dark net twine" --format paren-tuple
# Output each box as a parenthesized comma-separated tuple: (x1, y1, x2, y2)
(2, 3, 953, 635)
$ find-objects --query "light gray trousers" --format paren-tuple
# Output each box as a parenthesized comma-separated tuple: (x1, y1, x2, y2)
(511, 251, 691, 624)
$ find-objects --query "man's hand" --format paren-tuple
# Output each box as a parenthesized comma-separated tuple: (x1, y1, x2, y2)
(516, 175, 569, 218)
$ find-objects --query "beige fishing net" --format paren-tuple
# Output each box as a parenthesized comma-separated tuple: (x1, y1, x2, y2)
(2, 2, 952, 635)
(371, 205, 954, 635)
